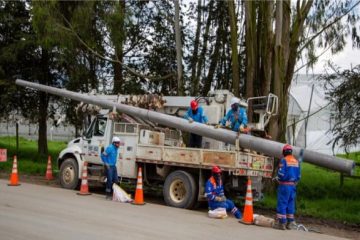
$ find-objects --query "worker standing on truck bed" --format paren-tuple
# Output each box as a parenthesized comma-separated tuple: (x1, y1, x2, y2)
(205, 165, 242, 219)
(101, 136, 121, 200)
(218, 97, 248, 133)
(184, 100, 208, 148)
(273, 144, 301, 230)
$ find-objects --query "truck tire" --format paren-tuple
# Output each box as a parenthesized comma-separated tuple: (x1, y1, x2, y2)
(59, 158, 80, 189)
(163, 170, 198, 209)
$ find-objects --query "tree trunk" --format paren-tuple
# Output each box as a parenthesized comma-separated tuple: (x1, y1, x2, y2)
(203, 7, 223, 95)
(89, 54, 97, 90)
(38, 91, 48, 156)
(196, 0, 214, 91)
(244, 1, 257, 99)
(228, 0, 240, 96)
(269, 0, 284, 140)
(113, 0, 125, 94)
(38, 48, 49, 156)
(190, 0, 202, 95)
(174, 0, 184, 96)
(260, 0, 273, 96)
(269, 0, 292, 142)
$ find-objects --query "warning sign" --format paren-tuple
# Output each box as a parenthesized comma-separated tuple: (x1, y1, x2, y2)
(0, 149, 7, 162)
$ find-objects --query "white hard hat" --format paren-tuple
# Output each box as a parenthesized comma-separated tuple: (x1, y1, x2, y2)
(230, 97, 240, 106)
(112, 136, 121, 143)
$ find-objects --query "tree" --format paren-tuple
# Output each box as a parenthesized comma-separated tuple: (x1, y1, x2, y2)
(242, 0, 360, 142)
(0, 0, 35, 119)
(320, 64, 360, 152)
(228, 0, 240, 96)
(174, 0, 184, 96)
(0, 1, 54, 155)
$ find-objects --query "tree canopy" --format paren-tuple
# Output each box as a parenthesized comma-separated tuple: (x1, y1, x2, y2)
(1, 0, 360, 153)
(320, 64, 360, 152)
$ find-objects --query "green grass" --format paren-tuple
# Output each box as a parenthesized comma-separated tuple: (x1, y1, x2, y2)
(0, 136, 67, 175)
(256, 156, 360, 224)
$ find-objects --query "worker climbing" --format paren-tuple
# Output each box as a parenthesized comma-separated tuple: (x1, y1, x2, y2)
(183, 100, 208, 148)
(205, 165, 242, 219)
(273, 144, 301, 230)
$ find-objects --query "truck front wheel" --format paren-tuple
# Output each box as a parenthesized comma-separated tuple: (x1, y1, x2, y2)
(163, 170, 198, 209)
(59, 158, 80, 189)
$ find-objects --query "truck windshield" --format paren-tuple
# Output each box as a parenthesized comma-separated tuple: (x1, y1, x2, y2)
(84, 116, 107, 138)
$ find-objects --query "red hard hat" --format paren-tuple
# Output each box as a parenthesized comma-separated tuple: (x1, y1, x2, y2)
(282, 144, 292, 152)
(212, 165, 222, 174)
(190, 100, 198, 110)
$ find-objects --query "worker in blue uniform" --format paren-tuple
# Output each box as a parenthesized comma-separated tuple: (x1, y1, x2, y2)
(273, 144, 301, 230)
(184, 100, 208, 148)
(205, 165, 242, 219)
(101, 136, 121, 200)
(219, 97, 248, 133)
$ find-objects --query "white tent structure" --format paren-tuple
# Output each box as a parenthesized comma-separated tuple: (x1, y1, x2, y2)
(287, 74, 359, 155)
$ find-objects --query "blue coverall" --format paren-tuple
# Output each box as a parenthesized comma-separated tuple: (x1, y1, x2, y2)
(205, 176, 242, 219)
(276, 155, 301, 224)
(220, 107, 248, 132)
(101, 143, 120, 194)
(184, 106, 208, 148)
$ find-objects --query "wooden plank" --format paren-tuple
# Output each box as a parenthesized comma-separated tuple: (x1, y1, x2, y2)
(202, 151, 236, 167)
(163, 148, 201, 164)
(136, 145, 162, 161)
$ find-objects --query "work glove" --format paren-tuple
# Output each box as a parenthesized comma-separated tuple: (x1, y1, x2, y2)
(188, 117, 194, 123)
(214, 124, 221, 129)
(225, 121, 231, 128)
(272, 176, 279, 182)
(215, 196, 226, 202)
(239, 125, 245, 133)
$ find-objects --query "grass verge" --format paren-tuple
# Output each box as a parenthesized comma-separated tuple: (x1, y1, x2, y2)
(0, 136, 67, 175)
(256, 155, 360, 224)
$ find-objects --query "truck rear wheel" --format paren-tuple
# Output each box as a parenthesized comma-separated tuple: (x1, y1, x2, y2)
(163, 170, 198, 209)
(59, 158, 80, 189)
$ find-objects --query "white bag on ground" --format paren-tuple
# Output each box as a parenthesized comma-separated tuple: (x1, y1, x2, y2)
(112, 183, 133, 203)
(208, 208, 228, 219)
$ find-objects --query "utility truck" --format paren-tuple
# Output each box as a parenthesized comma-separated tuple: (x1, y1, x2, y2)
(59, 90, 277, 209)
(15, 79, 356, 209)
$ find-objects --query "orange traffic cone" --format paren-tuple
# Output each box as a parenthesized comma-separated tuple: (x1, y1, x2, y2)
(240, 178, 254, 224)
(45, 155, 54, 180)
(8, 155, 20, 186)
(132, 167, 145, 205)
(77, 161, 91, 196)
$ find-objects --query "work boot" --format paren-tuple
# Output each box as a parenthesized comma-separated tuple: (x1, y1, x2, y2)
(272, 221, 286, 230)
(105, 192, 112, 200)
(286, 221, 297, 230)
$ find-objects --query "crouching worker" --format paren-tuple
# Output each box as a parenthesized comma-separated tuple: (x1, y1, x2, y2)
(273, 144, 301, 230)
(218, 97, 248, 133)
(101, 136, 121, 200)
(205, 165, 242, 219)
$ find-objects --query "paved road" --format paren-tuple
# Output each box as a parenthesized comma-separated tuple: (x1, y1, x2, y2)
(0, 180, 345, 240)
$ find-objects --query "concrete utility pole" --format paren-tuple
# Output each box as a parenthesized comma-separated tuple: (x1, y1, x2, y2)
(16, 79, 355, 175)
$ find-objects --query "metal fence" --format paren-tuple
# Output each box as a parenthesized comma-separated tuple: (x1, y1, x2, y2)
(0, 121, 75, 142)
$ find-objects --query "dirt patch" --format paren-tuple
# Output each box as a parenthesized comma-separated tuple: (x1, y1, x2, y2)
(1, 172, 359, 239)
